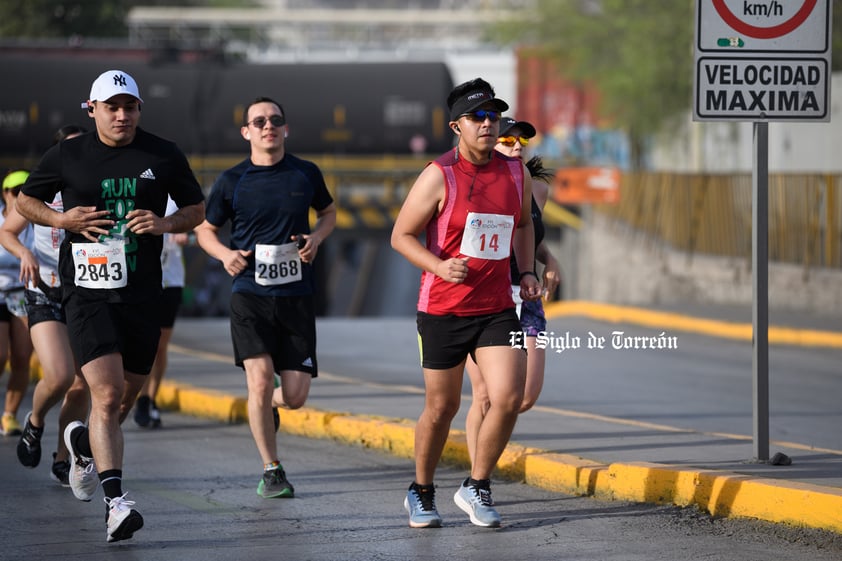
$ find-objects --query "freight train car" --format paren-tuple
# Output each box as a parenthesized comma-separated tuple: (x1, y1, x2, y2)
(0, 53, 454, 158)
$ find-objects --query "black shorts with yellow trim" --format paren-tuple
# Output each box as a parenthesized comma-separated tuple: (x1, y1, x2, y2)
(416, 308, 522, 370)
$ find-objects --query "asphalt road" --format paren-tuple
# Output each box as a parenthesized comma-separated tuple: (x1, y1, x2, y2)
(2, 309, 842, 558)
(2, 410, 841, 561)
(310, 315, 842, 452)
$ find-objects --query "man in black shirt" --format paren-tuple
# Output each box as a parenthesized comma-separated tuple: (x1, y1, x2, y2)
(17, 69, 205, 543)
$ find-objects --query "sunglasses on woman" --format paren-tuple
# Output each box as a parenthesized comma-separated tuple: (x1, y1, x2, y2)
(497, 135, 529, 147)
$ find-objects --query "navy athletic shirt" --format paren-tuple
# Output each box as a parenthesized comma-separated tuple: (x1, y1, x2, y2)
(204, 154, 333, 297)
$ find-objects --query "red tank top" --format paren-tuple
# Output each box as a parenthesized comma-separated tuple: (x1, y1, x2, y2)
(417, 148, 524, 316)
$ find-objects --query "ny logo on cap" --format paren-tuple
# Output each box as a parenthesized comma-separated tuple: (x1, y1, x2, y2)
(113, 74, 128, 87)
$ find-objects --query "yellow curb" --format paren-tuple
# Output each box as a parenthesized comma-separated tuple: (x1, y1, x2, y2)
(544, 300, 842, 349)
(327, 415, 417, 458)
(150, 380, 842, 534)
(493, 441, 537, 481)
(277, 407, 339, 440)
(441, 431, 471, 469)
(161, 381, 248, 424)
(598, 461, 842, 533)
(523, 452, 609, 497)
(29, 354, 43, 382)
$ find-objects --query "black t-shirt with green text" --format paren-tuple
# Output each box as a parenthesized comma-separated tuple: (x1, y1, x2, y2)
(22, 128, 204, 302)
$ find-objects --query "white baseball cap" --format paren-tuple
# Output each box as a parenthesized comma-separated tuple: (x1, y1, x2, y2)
(80, 70, 143, 109)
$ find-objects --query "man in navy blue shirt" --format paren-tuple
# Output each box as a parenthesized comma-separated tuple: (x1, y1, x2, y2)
(195, 97, 336, 499)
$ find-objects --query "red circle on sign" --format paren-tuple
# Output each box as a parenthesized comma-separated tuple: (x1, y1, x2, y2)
(712, 0, 817, 39)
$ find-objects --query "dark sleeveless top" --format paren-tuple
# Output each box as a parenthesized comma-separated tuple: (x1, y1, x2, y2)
(509, 196, 544, 282)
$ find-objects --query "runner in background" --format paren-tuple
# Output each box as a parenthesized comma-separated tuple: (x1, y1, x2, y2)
(1, 125, 92, 486)
(134, 196, 188, 429)
(0, 170, 34, 437)
(464, 117, 560, 468)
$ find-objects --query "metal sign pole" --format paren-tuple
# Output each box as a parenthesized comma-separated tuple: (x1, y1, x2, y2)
(695, 0, 830, 464)
(752, 121, 769, 462)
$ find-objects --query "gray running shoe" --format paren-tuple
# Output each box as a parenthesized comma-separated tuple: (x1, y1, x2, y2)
(453, 478, 501, 528)
(257, 466, 295, 498)
(105, 493, 144, 543)
(404, 482, 442, 528)
(17, 412, 43, 468)
(64, 421, 99, 501)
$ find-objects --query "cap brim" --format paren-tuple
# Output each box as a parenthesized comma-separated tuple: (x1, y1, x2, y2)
(450, 96, 510, 121)
(466, 98, 509, 115)
(500, 120, 537, 138)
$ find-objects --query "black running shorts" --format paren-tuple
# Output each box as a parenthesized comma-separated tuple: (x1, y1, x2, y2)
(65, 291, 161, 374)
(229, 291, 318, 377)
(24, 288, 65, 327)
(0, 302, 12, 322)
(416, 308, 523, 370)
(159, 286, 182, 328)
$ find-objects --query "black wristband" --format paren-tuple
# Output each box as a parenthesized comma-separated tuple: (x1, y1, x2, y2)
(519, 271, 539, 282)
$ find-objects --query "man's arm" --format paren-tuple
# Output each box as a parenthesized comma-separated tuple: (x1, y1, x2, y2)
(297, 202, 337, 264)
(15, 193, 60, 228)
(391, 165, 469, 284)
(17, 192, 113, 242)
(194, 219, 252, 277)
(0, 206, 38, 286)
(512, 170, 535, 275)
(512, 168, 541, 301)
(125, 201, 205, 236)
(164, 202, 205, 233)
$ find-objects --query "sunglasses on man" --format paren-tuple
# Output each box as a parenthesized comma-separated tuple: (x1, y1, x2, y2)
(247, 115, 286, 128)
(460, 110, 501, 123)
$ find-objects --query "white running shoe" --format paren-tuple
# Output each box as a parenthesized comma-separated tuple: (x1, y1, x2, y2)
(63, 421, 99, 501)
(105, 493, 144, 543)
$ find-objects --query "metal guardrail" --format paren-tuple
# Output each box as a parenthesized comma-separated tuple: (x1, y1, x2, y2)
(597, 172, 841, 269)
(19, 154, 838, 261)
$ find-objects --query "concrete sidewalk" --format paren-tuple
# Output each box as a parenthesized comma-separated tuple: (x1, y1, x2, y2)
(148, 301, 842, 534)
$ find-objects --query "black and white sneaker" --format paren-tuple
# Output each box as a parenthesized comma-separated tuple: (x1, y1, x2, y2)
(149, 400, 162, 428)
(17, 412, 43, 468)
(50, 452, 71, 486)
(64, 421, 98, 501)
(134, 395, 151, 428)
(105, 493, 144, 543)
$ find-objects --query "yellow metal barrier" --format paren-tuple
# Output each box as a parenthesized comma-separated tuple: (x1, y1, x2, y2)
(597, 172, 842, 269)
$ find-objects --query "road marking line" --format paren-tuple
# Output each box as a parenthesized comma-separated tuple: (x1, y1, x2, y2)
(168, 344, 842, 456)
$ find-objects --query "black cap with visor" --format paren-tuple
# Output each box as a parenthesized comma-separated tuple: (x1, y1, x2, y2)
(448, 88, 509, 122)
(499, 117, 537, 138)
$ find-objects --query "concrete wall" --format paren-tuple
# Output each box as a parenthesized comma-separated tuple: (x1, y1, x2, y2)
(572, 209, 842, 316)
